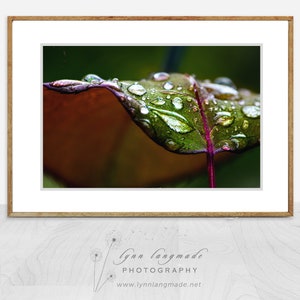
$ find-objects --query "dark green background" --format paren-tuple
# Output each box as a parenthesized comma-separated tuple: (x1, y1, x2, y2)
(43, 46, 260, 188)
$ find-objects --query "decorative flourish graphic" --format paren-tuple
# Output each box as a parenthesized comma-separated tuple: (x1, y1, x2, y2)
(90, 231, 121, 293)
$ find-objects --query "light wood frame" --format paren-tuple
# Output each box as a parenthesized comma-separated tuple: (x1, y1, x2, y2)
(7, 16, 293, 217)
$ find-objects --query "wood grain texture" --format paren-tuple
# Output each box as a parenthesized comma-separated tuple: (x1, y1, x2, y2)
(7, 16, 294, 21)
(7, 16, 13, 217)
(229, 216, 300, 299)
(288, 18, 294, 215)
(1, 204, 300, 299)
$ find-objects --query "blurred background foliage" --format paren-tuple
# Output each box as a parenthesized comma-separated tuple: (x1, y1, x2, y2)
(43, 46, 260, 188)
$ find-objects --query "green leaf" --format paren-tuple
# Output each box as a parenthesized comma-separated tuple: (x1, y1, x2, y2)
(115, 73, 260, 154)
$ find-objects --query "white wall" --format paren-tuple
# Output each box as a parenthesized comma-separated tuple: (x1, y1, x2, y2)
(0, 0, 298, 204)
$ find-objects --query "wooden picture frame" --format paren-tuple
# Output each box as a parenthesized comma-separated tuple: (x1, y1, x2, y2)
(7, 16, 293, 216)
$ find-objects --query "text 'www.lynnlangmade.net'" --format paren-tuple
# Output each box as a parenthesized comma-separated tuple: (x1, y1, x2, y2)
(116, 282, 202, 289)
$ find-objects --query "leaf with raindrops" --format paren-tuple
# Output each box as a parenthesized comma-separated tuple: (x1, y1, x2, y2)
(43, 72, 260, 187)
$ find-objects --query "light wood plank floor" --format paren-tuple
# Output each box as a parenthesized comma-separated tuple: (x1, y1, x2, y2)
(0, 204, 299, 300)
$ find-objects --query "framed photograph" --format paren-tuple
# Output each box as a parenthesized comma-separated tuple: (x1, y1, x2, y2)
(8, 16, 293, 216)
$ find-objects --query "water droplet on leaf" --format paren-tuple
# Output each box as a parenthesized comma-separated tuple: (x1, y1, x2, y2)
(214, 77, 237, 89)
(214, 111, 234, 127)
(202, 82, 238, 100)
(242, 106, 260, 118)
(172, 97, 183, 110)
(219, 140, 238, 151)
(230, 138, 240, 149)
(163, 81, 174, 90)
(242, 119, 249, 130)
(165, 139, 181, 151)
(152, 72, 170, 81)
(221, 142, 232, 151)
(128, 84, 147, 96)
(140, 106, 149, 115)
(82, 74, 103, 84)
(151, 109, 194, 133)
(230, 133, 247, 149)
(231, 133, 247, 139)
(151, 97, 166, 106)
(239, 89, 251, 97)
